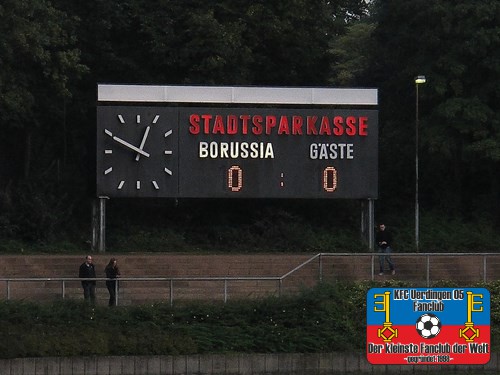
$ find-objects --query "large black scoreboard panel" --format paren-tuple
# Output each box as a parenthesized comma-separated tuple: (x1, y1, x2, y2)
(97, 106, 378, 199)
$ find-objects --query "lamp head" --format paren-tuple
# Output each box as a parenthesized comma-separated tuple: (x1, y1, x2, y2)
(415, 75, 426, 84)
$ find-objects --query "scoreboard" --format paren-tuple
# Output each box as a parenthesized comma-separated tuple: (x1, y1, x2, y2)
(96, 85, 378, 199)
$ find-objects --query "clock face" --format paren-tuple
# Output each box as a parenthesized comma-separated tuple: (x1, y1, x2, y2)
(96, 106, 179, 197)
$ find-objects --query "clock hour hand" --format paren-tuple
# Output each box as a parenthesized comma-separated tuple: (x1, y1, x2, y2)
(135, 126, 150, 161)
(104, 129, 150, 158)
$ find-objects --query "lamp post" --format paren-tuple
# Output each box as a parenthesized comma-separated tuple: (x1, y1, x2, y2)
(414, 75, 426, 252)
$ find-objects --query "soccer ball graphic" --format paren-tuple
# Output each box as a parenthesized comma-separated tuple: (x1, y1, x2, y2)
(416, 313, 442, 339)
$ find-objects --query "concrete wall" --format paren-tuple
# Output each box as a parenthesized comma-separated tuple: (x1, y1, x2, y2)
(2, 253, 499, 305)
(0, 352, 497, 375)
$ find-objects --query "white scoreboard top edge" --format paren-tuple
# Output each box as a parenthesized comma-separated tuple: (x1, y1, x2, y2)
(97, 84, 378, 106)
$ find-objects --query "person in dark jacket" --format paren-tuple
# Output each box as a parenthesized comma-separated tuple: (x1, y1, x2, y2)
(79, 255, 97, 304)
(376, 224, 395, 275)
(104, 258, 121, 306)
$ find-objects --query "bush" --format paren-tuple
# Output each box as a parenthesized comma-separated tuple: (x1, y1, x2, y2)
(1, 281, 498, 358)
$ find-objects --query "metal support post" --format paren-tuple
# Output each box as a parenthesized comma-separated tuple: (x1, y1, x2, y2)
(361, 199, 375, 251)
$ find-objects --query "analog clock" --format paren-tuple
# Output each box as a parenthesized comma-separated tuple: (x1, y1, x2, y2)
(96, 106, 179, 197)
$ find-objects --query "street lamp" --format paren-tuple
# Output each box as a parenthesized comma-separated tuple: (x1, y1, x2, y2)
(414, 75, 426, 252)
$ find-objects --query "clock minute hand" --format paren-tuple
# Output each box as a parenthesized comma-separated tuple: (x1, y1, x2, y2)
(113, 136, 150, 157)
(135, 126, 151, 161)
(105, 130, 150, 157)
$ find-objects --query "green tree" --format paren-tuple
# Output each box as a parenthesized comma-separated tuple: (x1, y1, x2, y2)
(0, 0, 87, 180)
(0, 0, 376, 244)
(57, 0, 370, 86)
(368, 0, 500, 222)
(329, 22, 376, 86)
(137, 0, 251, 84)
(0, 0, 87, 240)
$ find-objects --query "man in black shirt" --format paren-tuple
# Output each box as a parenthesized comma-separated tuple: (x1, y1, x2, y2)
(79, 255, 97, 304)
(376, 224, 395, 275)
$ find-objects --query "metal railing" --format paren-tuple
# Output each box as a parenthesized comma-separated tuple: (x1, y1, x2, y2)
(0, 276, 286, 306)
(1, 253, 498, 305)
(316, 252, 499, 286)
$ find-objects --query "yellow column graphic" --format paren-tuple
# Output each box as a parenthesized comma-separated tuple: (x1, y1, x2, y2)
(459, 291, 483, 342)
(374, 291, 398, 342)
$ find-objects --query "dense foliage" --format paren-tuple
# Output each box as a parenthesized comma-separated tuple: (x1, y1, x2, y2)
(1, 281, 499, 359)
(0, 0, 499, 250)
(368, 0, 500, 222)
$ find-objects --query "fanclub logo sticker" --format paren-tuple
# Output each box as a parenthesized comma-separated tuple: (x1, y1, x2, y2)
(366, 288, 490, 365)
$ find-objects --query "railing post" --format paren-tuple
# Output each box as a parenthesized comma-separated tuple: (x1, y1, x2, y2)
(170, 279, 173, 307)
(7, 280, 10, 300)
(279, 279, 282, 297)
(62, 280, 66, 299)
(224, 279, 228, 303)
(319, 254, 323, 282)
(115, 280, 119, 306)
